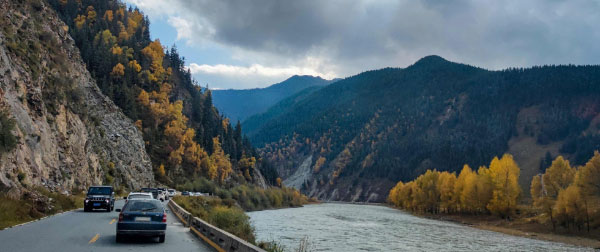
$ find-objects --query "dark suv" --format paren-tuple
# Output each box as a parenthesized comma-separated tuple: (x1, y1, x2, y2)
(84, 186, 115, 212)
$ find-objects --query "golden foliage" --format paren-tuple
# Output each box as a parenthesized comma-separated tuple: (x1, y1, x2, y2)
(94, 29, 116, 46)
(389, 154, 519, 217)
(313, 156, 326, 173)
(111, 45, 123, 55)
(141, 40, 165, 82)
(157, 164, 166, 178)
(487, 154, 521, 217)
(86, 6, 97, 21)
(111, 63, 125, 76)
(128, 60, 141, 72)
(134, 120, 142, 131)
(74, 15, 86, 29)
(210, 138, 232, 183)
(103, 10, 113, 22)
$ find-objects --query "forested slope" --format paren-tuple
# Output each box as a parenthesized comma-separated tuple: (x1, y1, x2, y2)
(250, 56, 600, 202)
(48, 0, 278, 187)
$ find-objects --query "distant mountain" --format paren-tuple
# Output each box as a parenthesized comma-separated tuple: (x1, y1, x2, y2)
(212, 75, 334, 122)
(250, 55, 600, 202)
(243, 85, 325, 136)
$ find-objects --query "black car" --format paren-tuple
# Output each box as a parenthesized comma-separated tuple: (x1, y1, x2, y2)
(116, 199, 167, 243)
(84, 186, 115, 212)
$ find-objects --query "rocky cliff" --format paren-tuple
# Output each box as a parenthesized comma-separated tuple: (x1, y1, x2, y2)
(0, 0, 154, 196)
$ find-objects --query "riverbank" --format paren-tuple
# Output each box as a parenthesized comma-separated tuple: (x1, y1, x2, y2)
(415, 212, 600, 249)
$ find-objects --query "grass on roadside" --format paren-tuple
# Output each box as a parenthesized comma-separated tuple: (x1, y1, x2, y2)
(0, 187, 84, 230)
(173, 195, 256, 243)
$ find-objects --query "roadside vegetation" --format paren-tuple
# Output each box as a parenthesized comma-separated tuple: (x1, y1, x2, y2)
(172, 195, 256, 243)
(388, 151, 600, 238)
(174, 194, 314, 252)
(0, 187, 84, 230)
(176, 177, 312, 211)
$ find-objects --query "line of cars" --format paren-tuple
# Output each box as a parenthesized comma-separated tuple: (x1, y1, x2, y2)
(181, 191, 208, 196)
(83, 185, 179, 243)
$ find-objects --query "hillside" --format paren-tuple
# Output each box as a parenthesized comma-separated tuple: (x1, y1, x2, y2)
(0, 0, 154, 196)
(250, 56, 600, 202)
(212, 75, 332, 122)
(47, 0, 281, 188)
(242, 85, 324, 136)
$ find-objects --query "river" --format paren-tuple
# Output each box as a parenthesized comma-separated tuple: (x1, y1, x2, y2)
(248, 203, 589, 252)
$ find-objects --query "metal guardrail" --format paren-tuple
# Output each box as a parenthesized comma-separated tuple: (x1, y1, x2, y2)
(168, 200, 266, 252)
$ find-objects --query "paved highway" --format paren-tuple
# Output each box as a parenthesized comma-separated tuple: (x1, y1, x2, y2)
(0, 200, 215, 252)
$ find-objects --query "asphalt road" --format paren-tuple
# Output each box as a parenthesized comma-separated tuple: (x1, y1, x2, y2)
(0, 199, 215, 252)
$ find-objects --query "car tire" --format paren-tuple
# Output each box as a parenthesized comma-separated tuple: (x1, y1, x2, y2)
(84, 207, 89, 212)
(106, 207, 111, 212)
(158, 235, 165, 243)
(116, 234, 123, 243)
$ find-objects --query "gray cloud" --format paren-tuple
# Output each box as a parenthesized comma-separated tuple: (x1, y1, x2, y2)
(132, 0, 600, 85)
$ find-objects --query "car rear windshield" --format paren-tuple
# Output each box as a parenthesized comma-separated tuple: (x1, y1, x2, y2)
(129, 194, 152, 199)
(88, 187, 111, 195)
(124, 201, 163, 212)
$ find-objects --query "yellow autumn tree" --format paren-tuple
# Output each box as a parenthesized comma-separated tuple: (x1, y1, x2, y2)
(573, 151, 600, 232)
(128, 60, 141, 72)
(111, 45, 123, 55)
(530, 156, 575, 230)
(388, 181, 404, 206)
(86, 6, 97, 21)
(554, 184, 586, 230)
(437, 171, 457, 213)
(141, 39, 165, 82)
(157, 164, 166, 178)
(487, 154, 521, 218)
(111, 63, 125, 76)
(238, 156, 257, 181)
(313, 156, 326, 173)
(454, 164, 473, 212)
(414, 169, 441, 213)
(74, 15, 86, 29)
(103, 10, 113, 22)
(210, 137, 232, 184)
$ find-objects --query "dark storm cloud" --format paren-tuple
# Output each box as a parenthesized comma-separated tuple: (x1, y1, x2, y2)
(150, 0, 600, 76)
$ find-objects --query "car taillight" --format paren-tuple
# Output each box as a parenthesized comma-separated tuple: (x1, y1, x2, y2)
(162, 213, 167, 223)
(118, 213, 123, 222)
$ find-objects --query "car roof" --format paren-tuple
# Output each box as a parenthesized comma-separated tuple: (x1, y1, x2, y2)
(90, 185, 113, 188)
(128, 192, 152, 195)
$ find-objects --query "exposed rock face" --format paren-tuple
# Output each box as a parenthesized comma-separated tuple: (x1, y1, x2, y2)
(0, 0, 154, 196)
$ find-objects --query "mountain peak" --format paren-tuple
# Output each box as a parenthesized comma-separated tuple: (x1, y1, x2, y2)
(412, 55, 450, 66)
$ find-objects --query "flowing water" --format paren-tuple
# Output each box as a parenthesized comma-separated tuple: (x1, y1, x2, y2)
(248, 203, 590, 252)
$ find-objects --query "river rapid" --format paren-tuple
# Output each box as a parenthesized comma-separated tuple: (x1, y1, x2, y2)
(248, 203, 589, 252)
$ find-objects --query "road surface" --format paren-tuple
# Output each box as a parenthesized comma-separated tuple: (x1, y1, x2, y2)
(0, 200, 215, 252)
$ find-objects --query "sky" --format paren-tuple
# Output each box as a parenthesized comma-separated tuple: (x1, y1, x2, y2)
(125, 0, 600, 90)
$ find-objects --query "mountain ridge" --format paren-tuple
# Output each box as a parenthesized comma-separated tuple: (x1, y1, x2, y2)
(212, 75, 333, 122)
(250, 56, 600, 202)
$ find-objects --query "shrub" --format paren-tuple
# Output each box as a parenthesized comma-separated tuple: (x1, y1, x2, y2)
(0, 110, 18, 154)
(173, 196, 256, 243)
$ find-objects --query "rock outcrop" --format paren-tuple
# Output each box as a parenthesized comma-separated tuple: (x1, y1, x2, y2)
(0, 0, 154, 196)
